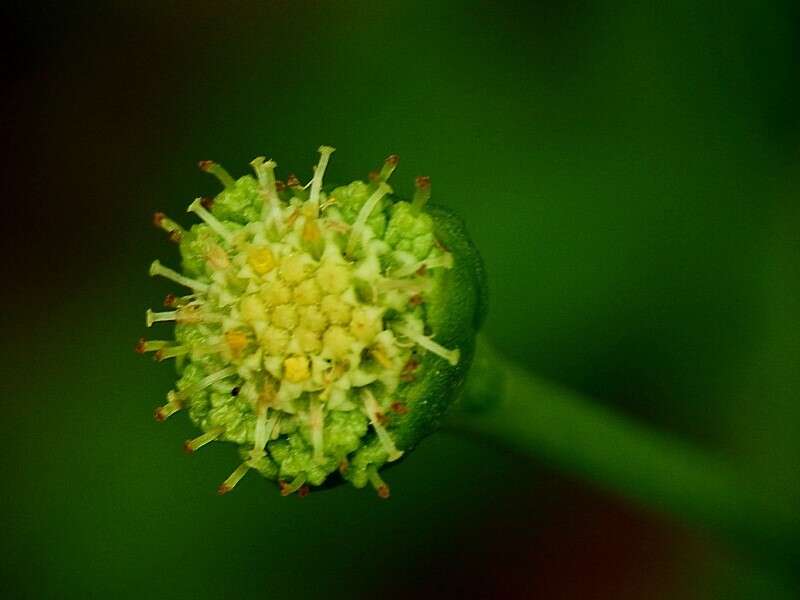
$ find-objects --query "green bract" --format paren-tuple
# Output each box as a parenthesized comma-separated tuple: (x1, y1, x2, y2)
(139, 147, 486, 497)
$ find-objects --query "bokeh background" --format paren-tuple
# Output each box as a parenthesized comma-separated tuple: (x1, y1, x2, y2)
(1, 1, 798, 597)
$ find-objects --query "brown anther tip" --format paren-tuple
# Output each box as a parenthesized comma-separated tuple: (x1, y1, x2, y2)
(385, 154, 399, 166)
(164, 293, 177, 308)
(416, 265, 428, 276)
(198, 160, 214, 172)
(275, 180, 286, 192)
(409, 294, 423, 307)
(391, 402, 409, 415)
(182, 440, 195, 454)
(415, 175, 431, 190)
(376, 412, 389, 426)
(153, 212, 166, 227)
(298, 485, 310, 498)
(154, 350, 165, 362)
(377, 485, 391, 499)
(168, 231, 182, 243)
(135, 338, 146, 354)
(278, 480, 289, 496)
(368, 170, 380, 182)
(200, 196, 214, 210)
(217, 484, 231, 495)
(153, 407, 166, 422)
(286, 173, 300, 187)
(338, 460, 349, 475)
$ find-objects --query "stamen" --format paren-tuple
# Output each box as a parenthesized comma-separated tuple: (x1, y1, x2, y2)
(175, 366, 237, 400)
(367, 465, 391, 499)
(187, 198, 233, 243)
(395, 323, 460, 366)
(154, 345, 189, 361)
(389, 252, 454, 278)
(153, 212, 185, 242)
(149, 260, 209, 293)
(412, 176, 431, 212)
(146, 309, 177, 327)
(309, 398, 325, 463)
(362, 390, 403, 462)
(198, 160, 235, 189)
(308, 145, 335, 217)
(378, 154, 399, 182)
(217, 462, 250, 494)
(154, 397, 182, 422)
(183, 426, 225, 453)
(346, 182, 390, 257)
(135, 338, 169, 354)
(250, 157, 281, 222)
(279, 473, 307, 496)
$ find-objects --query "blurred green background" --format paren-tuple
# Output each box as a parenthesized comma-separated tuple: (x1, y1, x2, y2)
(1, 1, 798, 597)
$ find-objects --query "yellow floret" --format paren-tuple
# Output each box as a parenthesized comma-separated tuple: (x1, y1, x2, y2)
(272, 304, 298, 330)
(350, 306, 383, 344)
(261, 280, 291, 307)
(323, 326, 355, 359)
(321, 294, 352, 325)
(239, 295, 266, 323)
(296, 327, 322, 354)
(248, 246, 276, 275)
(284, 355, 310, 382)
(293, 279, 321, 305)
(225, 330, 249, 356)
(261, 326, 289, 355)
(280, 254, 311, 284)
(316, 262, 351, 294)
(299, 305, 328, 333)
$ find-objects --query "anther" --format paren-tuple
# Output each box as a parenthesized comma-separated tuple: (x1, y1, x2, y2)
(279, 473, 307, 496)
(135, 338, 169, 354)
(346, 182, 390, 257)
(308, 145, 335, 217)
(183, 426, 225, 453)
(367, 466, 391, 499)
(198, 160, 235, 189)
(412, 176, 431, 212)
(378, 154, 399, 182)
(154, 397, 182, 422)
(154, 345, 189, 361)
(391, 402, 409, 415)
(298, 485, 310, 498)
(187, 198, 233, 243)
(363, 390, 403, 462)
(217, 462, 250, 494)
(153, 212, 185, 242)
(149, 260, 209, 293)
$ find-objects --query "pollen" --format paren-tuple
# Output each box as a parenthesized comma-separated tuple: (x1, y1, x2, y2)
(248, 246, 276, 275)
(283, 355, 311, 382)
(225, 330, 249, 355)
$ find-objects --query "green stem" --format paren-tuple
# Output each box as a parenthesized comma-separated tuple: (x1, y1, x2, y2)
(449, 342, 800, 562)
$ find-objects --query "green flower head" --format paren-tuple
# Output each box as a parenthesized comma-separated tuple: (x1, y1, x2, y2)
(139, 147, 486, 497)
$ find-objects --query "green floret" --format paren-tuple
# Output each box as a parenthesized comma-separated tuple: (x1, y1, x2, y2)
(210, 175, 261, 224)
(179, 224, 216, 276)
(385, 201, 435, 259)
(343, 438, 390, 488)
(331, 181, 387, 237)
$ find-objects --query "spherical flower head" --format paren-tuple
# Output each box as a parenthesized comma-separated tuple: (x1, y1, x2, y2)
(140, 148, 486, 497)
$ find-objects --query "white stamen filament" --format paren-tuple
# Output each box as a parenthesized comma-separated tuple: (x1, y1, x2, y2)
(395, 323, 460, 366)
(346, 182, 390, 257)
(149, 260, 209, 292)
(362, 389, 403, 462)
(389, 252, 454, 278)
(309, 146, 335, 215)
(187, 198, 233, 243)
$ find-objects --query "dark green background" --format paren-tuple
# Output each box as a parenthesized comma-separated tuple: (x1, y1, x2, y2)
(2, 1, 798, 597)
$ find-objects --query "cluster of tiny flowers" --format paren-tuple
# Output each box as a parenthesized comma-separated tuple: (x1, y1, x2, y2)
(138, 147, 459, 497)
